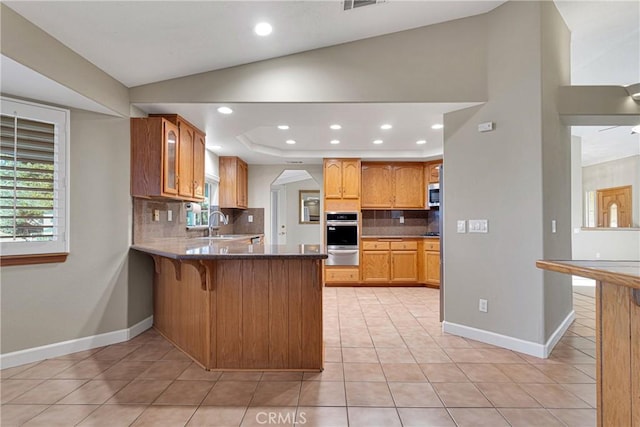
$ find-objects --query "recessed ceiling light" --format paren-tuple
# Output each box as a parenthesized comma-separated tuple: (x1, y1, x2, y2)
(254, 22, 273, 36)
(416, 140, 427, 145)
(431, 124, 444, 130)
(330, 140, 340, 145)
(217, 106, 233, 114)
(380, 124, 392, 130)
(285, 139, 296, 145)
(373, 139, 383, 145)
(277, 125, 289, 130)
(330, 124, 342, 130)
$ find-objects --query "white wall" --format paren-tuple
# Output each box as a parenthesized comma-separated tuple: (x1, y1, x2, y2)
(248, 165, 323, 245)
(284, 178, 321, 245)
(582, 155, 640, 227)
(572, 151, 640, 260)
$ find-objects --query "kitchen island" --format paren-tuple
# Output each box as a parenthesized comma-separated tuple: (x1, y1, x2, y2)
(132, 238, 327, 371)
(536, 260, 640, 427)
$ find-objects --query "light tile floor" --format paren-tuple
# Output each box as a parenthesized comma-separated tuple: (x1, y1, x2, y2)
(1, 287, 596, 426)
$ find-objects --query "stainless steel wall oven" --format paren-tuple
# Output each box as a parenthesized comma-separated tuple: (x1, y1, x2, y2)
(325, 212, 359, 266)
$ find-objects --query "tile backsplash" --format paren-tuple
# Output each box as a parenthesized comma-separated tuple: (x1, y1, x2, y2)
(133, 198, 264, 243)
(361, 209, 439, 236)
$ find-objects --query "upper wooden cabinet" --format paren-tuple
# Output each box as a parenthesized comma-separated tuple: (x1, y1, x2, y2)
(324, 159, 360, 199)
(361, 162, 424, 209)
(427, 162, 442, 184)
(219, 156, 248, 209)
(131, 115, 205, 201)
(323, 158, 360, 211)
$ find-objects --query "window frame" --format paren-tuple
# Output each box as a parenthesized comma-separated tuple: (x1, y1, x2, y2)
(1, 97, 70, 264)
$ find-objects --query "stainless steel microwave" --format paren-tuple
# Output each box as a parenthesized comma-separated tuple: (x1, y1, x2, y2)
(428, 183, 440, 208)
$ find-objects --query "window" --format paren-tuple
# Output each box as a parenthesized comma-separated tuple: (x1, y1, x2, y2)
(1, 97, 69, 262)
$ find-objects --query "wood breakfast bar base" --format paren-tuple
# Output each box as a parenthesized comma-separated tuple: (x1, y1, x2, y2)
(132, 239, 327, 372)
(536, 260, 640, 427)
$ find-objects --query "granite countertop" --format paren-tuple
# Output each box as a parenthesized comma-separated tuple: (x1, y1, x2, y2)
(132, 237, 327, 260)
(536, 260, 640, 289)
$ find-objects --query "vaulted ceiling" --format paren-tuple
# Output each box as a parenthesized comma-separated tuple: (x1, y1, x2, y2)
(2, 1, 638, 165)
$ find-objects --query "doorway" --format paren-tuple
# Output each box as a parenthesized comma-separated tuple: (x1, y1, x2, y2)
(597, 185, 632, 228)
(270, 170, 322, 245)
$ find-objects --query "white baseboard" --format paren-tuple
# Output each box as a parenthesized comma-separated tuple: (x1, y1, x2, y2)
(0, 316, 153, 369)
(442, 310, 575, 359)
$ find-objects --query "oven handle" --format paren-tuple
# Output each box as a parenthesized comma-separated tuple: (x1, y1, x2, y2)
(326, 221, 359, 226)
(328, 249, 359, 255)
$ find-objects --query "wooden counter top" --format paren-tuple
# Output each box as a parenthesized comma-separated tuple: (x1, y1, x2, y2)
(132, 238, 327, 260)
(536, 260, 640, 289)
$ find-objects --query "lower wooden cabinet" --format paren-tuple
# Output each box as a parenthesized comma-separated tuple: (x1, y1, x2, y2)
(362, 250, 391, 282)
(325, 267, 360, 283)
(391, 251, 418, 282)
(361, 239, 419, 284)
(422, 239, 441, 287)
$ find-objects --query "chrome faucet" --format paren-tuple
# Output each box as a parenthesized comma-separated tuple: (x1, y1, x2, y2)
(208, 210, 229, 236)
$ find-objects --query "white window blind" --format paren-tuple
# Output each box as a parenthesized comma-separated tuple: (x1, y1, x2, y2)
(0, 98, 69, 256)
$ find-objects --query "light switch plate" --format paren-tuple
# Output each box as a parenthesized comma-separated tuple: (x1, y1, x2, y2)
(248, 215, 254, 223)
(167, 210, 173, 222)
(469, 219, 488, 233)
(457, 220, 466, 233)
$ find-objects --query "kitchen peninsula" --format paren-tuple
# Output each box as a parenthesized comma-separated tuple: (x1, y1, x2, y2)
(536, 260, 640, 427)
(132, 238, 327, 371)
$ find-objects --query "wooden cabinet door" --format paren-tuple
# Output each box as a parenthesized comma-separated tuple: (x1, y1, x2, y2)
(178, 124, 195, 198)
(425, 251, 441, 284)
(162, 120, 179, 195)
(391, 250, 418, 282)
(361, 164, 392, 208)
(323, 159, 343, 199)
(428, 163, 441, 183)
(237, 159, 248, 208)
(393, 163, 424, 208)
(362, 251, 390, 282)
(341, 159, 361, 199)
(192, 132, 205, 199)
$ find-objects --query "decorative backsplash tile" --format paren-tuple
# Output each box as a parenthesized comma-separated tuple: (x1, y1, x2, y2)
(133, 198, 264, 243)
(361, 209, 439, 236)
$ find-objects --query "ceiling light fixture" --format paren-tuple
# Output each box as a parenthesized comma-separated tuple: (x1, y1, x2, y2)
(330, 140, 340, 145)
(330, 124, 342, 130)
(625, 83, 640, 101)
(431, 124, 444, 130)
(380, 124, 392, 130)
(373, 139, 383, 145)
(285, 139, 296, 145)
(254, 22, 273, 36)
(217, 106, 233, 114)
(277, 125, 289, 130)
(416, 140, 427, 145)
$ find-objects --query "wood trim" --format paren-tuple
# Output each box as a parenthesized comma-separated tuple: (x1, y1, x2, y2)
(150, 255, 162, 274)
(536, 260, 640, 289)
(0, 252, 68, 267)
(183, 260, 207, 290)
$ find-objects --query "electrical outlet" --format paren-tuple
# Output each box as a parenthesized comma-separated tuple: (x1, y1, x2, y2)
(153, 209, 160, 222)
(479, 299, 488, 313)
(167, 210, 173, 222)
(248, 215, 254, 223)
(399, 216, 405, 224)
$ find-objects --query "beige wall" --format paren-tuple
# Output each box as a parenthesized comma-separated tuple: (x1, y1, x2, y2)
(129, 15, 488, 104)
(443, 1, 571, 345)
(1, 4, 130, 117)
(0, 110, 142, 353)
(284, 178, 322, 246)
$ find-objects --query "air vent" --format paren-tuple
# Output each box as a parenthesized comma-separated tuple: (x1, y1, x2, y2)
(343, 0, 384, 11)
